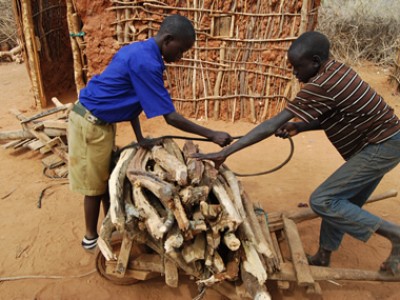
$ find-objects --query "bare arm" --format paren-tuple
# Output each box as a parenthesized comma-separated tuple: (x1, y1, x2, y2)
(163, 111, 232, 147)
(130, 117, 144, 142)
(222, 109, 294, 157)
(192, 109, 295, 167)
(275, 119, 321, 138)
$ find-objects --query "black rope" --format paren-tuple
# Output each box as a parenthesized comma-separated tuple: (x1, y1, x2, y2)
(117, 135, 294, 177)
(232, 136, 294, 177)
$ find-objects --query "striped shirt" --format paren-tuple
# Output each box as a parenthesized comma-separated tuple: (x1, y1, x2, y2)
(286, 60, 400, 160)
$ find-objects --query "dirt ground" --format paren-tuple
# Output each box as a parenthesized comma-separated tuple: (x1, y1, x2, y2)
(0, 61, 399, 300)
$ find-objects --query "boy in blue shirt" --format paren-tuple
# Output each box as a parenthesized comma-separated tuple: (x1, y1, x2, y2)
(68, 15, 232, 250)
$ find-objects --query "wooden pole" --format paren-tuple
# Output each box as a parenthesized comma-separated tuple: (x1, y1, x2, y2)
(66, 0, 85, 94)
(21, 0, 46, 107)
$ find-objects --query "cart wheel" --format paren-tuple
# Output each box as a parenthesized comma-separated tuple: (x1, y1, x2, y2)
(95, 237, 149, 285)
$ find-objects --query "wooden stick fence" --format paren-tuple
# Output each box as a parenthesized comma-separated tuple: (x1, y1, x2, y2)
(67, 0, 320, 122)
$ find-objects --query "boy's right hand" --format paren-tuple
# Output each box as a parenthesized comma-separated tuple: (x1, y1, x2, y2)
(210, 131, 233, 147)
(275, 122, 298, 138)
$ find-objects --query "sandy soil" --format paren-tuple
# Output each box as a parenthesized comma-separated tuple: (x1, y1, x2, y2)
(0, 62, 399, 300)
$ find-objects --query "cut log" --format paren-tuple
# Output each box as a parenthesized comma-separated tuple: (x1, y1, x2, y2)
(240, 267, 271, 300)
(164, 257, 179, 288)
(212, 177, 242, 228)
(180, 185, 209, 208)
(182, 232, 206, 263)
(223, 231, 241, 251)
(255, 204, 280, 273)
(241, 241, 268, 285)
(164, 225, 184, 253)
(133, 182, 165, 240)
(152, 145, 188, 186)
(163, 138, 185, 164)
(98, 213, 117, 261)
(242, 192, 274, 259)
(109, 148, 137, 232)
(182, 140, 204, 185)
(212, 251, 226, 274)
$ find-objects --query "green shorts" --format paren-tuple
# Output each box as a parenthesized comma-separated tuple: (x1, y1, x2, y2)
(68, 110, 116, 196)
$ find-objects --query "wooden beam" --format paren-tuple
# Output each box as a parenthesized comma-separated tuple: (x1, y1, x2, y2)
(282, 216, 315, 287)
(269, 262, 400, 282)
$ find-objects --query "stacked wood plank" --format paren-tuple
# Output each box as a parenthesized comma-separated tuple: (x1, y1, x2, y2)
(98, 139, 281, 299)
(0, 97, 71, 178)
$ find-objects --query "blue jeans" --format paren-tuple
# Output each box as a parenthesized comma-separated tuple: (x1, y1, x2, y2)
(310, 131, 400, 251)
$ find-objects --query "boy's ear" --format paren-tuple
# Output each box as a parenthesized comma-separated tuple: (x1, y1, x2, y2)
(312, 55, 322, 69)
(164, 34, 174, 45)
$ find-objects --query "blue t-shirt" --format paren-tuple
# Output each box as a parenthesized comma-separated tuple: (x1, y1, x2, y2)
(79, 38, 176, 123)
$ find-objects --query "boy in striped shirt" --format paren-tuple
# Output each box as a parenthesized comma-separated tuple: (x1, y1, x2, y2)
(193, 31, 400, 275)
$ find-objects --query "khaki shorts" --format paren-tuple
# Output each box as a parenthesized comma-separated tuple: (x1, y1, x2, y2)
(68, 110, 116, 196)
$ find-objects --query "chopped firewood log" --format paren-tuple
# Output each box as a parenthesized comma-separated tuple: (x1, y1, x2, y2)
(163, 138, 185, 164)
(164, 257, 179, 288)
(164, 225, 184, 253)
(200, 201, 222, 219)
(241, 241, 268, 285)
(182, 140, 204, 185)
(240, 266, 271, 300)
(133, 182, 165, 240)
(212, 177, 242, 229)
(126, 171, 175, 208)
(180, 185, 209, 208)
(109, 148, 137, 232)
(98, 213, 117, 261)
(200, 160, 218, 188)
(182, 232, 206, 263)
(242, 192, 274, 259)
(151, 145, 188, 186)
(212, 251, 226, 274)
(223, 232, 241, 251)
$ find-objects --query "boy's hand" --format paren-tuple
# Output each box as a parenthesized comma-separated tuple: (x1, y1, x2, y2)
(210, 131, 233, 147)
(275, 122, 298, 139)
(137, 137, 162, 149)
(191, 151, 226, 169)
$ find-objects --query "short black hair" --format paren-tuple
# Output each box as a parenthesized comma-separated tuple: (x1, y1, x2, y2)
(158, 14, 196, 41)
(289, 31, 330, 61)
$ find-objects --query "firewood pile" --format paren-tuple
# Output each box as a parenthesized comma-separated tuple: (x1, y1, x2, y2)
(0, 97, 70, 178)
(97, 138, 281, 299)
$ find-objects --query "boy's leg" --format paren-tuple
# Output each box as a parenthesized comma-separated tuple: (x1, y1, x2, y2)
(84, 195, 103, 239)
(309, 133, 400, 267)
(308, 177, 382, 266)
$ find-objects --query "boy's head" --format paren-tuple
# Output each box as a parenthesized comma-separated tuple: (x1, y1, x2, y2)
(156, 15, 196, 63)
(288, 31, 330, 83)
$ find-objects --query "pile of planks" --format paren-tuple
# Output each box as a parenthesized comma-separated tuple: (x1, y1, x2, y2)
(0, 97, 70, 178)
(98, 139, 281, 299)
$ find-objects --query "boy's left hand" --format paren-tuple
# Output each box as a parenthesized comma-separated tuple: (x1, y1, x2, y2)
(210, 131, 233, 147)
